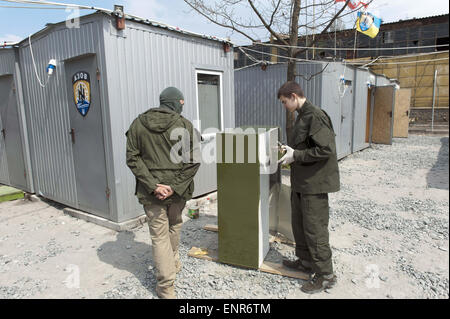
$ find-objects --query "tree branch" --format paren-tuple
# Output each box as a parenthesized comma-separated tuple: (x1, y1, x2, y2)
(247, 0, 289, 45)
(184, 0, 258, 43)
(294, 0, 374, 57)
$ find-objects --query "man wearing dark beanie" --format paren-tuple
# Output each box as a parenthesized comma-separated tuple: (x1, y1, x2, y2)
(126, 87, 200, 299)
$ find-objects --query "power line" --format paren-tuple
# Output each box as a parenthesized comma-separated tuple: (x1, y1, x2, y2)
(348, 57, 449, 66)
(240, 46, 325, 64)
(249, 41, 449, 51)
(0, 4, 68, 8)
(239, 45, 449, 67)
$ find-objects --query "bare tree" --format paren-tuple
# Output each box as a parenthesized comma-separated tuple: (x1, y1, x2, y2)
(184, 0, 370, 142)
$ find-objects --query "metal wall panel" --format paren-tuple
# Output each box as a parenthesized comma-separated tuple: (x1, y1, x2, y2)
(0, 48, 34, 192)
(0, 50, 15, 184)
(18, 17, 106, 209)
(352, 68, 370, 153)
(102, 17, 236, 222)
(0, 50, 15, 75)
(235, 62, 322, 143)
(236, 62, 375, 160)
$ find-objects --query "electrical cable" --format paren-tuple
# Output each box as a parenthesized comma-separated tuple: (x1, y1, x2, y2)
(28, 34, 50, 88)
(0, 4, 68, 8)
(249, 41, 450, 51)
(349, 57, 449, 65)
(239, 45, 449, 67)
(240, 46, 325, 64)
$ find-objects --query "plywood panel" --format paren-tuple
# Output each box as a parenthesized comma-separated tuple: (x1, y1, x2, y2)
(382, 68, 398, 79)
(398, 77, 416, 87)
(415, 87, 434, 96)
(372, 86, 394, 145)
(393, 89, 411, 138)
(399, 66, 416, 77)
(437, 76, 449, 86)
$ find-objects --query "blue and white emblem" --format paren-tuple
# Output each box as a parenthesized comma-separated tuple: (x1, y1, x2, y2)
(72, 71, 91, 117)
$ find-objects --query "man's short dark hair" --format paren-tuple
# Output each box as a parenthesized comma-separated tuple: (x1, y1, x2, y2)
(277, 81, 305, 99)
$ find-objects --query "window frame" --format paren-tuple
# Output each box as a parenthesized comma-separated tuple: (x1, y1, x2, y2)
(194, 69, 224, 138)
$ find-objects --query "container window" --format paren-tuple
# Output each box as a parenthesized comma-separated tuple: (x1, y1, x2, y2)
(197, 72, 222, 133)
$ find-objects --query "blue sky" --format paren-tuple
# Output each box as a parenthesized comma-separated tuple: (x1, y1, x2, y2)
(0, 0, 449, 45)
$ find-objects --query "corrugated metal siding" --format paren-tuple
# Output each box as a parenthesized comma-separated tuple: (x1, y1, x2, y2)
(0, 50, 15, 184)
(102, 17, 235, 221)
(236, 61, 374, 160)
(235, 62, 323, 143)
(320, 62, 355, 159)
(0, 49, 15, 75)
(352, 68, 370, 153)
(19, 18, 105, 208)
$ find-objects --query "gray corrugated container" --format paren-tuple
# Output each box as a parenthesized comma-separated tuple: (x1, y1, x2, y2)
(14, 12, 234, 223)
(0, 48, 34, 192)
(235, 61, 396, 159)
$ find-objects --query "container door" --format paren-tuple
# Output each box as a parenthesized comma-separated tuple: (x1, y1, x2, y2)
(193, 71, 223, 197)
(339, 84, 353, 158)
(393, 88, 411, 138)
(0, 75, 27, 189)
(65, 55, 109, 218)
(372, 86, 395, 145)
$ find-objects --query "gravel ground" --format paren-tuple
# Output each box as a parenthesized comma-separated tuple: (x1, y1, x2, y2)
(0, 134, 448, 299)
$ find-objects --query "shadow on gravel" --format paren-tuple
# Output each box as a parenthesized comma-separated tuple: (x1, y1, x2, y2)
(427, 137, 449, 190)
(97, 231, 157, 296)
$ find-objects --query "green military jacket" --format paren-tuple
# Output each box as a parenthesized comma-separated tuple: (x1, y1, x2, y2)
(288, 100, 340, 194)
(126, 107, 200, 206)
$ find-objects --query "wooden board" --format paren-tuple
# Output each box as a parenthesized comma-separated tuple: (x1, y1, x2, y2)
(393, 88, 411, 138)
(372, 86, 394, 145)
(203, 224, 295, 246)
(188, 246, 310, 280)
(203, 224, 218, 232)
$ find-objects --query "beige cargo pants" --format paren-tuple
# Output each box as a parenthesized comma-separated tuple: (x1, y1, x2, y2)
(144, 199, 186, 298)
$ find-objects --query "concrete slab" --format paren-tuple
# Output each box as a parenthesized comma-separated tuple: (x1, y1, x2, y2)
(0, 185, 24, 203)
(63, 208, 148, 232)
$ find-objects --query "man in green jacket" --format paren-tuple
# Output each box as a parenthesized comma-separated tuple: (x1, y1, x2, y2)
(126, 87, 200, 299)
(277, 81, 340, 294)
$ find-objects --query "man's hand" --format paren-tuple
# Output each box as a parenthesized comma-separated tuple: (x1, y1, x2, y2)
(277, 145, 295, 165)
(154, 184, 174, 200)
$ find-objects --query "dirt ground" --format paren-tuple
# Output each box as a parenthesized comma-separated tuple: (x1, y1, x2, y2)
(0, 134, 448, 299)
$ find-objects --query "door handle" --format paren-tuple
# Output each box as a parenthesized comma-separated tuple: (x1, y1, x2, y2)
(406, 110, 409, 117)
(69, 128, 75, 144)
(1, 129, 5, 139)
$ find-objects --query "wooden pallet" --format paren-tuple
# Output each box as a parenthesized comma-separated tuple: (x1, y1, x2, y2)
(188, 225, 310, 280)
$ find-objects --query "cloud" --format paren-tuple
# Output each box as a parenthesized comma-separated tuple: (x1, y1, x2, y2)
(0, 34, 22, 43)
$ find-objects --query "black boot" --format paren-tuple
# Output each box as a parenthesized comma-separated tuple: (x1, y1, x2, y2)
(282, 258, 313, 274)
(301, 273, 337, 294)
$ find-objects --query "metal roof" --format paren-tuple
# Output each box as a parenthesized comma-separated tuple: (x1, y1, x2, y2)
(2, 10, 233, 48)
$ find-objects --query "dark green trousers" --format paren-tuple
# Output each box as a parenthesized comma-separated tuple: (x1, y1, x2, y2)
(291, 191, 333, 275)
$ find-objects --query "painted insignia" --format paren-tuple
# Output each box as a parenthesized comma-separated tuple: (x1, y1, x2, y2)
(72, 71, 91, 117)
(359, 13, 374, 31)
